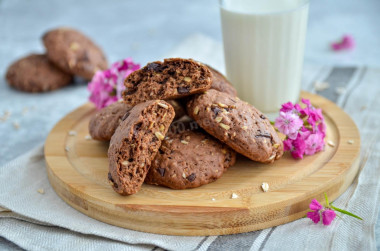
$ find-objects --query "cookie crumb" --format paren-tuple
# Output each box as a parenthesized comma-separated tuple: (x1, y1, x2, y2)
(12, 122, 20, 130)
(231, 193, 239, 199)
(211, 198, 216, 201)
(261, 182, 269, 192)
(37, 188, 45, 194)
(327, 140, 335, 147)
(65, 146, 70, 152)
(158, 103, 169, 109)
(84, 135, 92, 140)
(347, 140, 354, 144)
(68, 130, 77, 136)
(314, 81, 330, 91)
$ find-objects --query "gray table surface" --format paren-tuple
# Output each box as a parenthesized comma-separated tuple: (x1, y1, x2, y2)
(1, 0, 379, 250)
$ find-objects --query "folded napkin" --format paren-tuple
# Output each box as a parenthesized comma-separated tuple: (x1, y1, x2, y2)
(0, 34, 379, 251)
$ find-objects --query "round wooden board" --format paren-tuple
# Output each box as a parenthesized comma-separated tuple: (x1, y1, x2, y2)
(45, 92, 360, 236)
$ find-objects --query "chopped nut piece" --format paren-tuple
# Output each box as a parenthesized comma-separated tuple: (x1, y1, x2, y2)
(221, 148, 227, 154)
(232, 132, 236, 137)
(159, 124, 165, 132)
(140, 163, 145, 167)
(122, 161, 129, 166)
(314, 81, 330, 91)
(158, 103, 168, 109)
(68, 130, 77, 136)
(261, 182, 269, 192)
(267, 154, 276, 161)
(215, 116, 223, 123)
(84, 135, 92, 140)
(155, 131, 165, 140)
(231, 193, 239, 199)
(273, 143, 280, 148)
(182, 172, 186, 179)
(206, 107, 211, 112)
(184, 77, 192, 82)
(241, 126, 248, 130)
(347, 140, 354, 144)
(217, 103, 228, 108)
(149, 121, 155, 129)
(219, 123, 230, 130)
(327, 140, 335, 147)
(181, 140, 189, 145)
(193, 106, 200, 115)
(37, 188, 45, 194)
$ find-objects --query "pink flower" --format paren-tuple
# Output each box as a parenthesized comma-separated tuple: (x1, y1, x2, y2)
(304, 133, 324, 155)
(307, 198, 336, 225)
(307, 211, 321, 224)
(275, 112, 303, 140)
(331, 34, 355, 51)
(309, 199, 323, 211)
(290, 134, 306, 159)
(88, 58, 140, 109)
(322, 210, 336, 226)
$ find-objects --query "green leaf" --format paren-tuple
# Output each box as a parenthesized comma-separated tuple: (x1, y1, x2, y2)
(330, 205, 363, 220)
(324, 193, 330, 207)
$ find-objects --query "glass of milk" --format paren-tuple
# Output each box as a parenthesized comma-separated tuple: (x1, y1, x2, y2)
(220, 0, 309, 114)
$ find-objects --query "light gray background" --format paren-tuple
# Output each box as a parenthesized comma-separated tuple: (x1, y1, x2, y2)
(1, 0, 379, 249)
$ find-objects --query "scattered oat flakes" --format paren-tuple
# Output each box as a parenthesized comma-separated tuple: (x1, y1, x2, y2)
(347, 140, 354, 144)
(181, 140, 189, 145)
(327, 140, 335, 147)
(261, 182, 269, 192)
(335, 87, 346, 95)
(231, 193, 239, 199)
(219, 123, 230, 130)
(12, 122, 20, 130)
(155, 131, 164, 140)
(68, 130, 77, 136)
(37, 188, 45, 194)
(314, 81, 330, 91)
(85, 135, 92, 140)
(158, 103, 168, 109)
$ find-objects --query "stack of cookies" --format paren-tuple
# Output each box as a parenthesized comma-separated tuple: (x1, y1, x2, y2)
(6, 27, 107, 92)
(88, 58, 284, 195)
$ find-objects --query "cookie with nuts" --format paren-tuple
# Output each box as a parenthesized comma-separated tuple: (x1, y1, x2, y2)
(42, 27, 108, 80)
(89, 102, 133, 141)
(145, 130, 236, 189)
(186, 89, 283, 163)
(123, 58, 212, 105)
(207, 65, 237, 96)
(6, 54, 72, 92)
(108, 100, 175, 195)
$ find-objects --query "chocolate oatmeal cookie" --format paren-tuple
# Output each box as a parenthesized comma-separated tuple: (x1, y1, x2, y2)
(108, 100, 175, 195)
(6, 54, 72, 92)
(145, 130, 236, 189)
(207, 65, 237, 96)
(123, 58, 212, 105)
(89, 102, 133, 141)
(42, 27, 108, 80)
(187, 89, 283, 163)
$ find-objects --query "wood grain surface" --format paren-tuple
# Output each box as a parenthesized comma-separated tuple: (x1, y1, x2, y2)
(44, 91, 360, 236)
